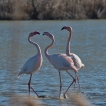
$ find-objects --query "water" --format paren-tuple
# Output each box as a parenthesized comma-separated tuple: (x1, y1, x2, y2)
(0, 20, 106, 106)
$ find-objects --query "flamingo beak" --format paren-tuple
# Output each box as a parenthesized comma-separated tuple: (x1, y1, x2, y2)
(29, 31, 40, 37)
(61, 27, 64, 30)
(43, 32, 45, 36)
(37, 32, 40, 35)
(33, 31, 40, 35)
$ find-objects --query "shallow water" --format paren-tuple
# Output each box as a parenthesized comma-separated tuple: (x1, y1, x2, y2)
(0, 20, 106, 106)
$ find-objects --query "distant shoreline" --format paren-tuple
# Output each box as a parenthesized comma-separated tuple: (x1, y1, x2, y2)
(0, 0, 106, 20)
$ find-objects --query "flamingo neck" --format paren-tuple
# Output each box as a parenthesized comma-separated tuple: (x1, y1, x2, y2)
(28, 36, 42, 55)
(66, 31, 72, 56)
(45, 37, 55, 57)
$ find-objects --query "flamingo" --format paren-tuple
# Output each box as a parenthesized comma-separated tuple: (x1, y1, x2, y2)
(61, 26, 85, 89)
(18, 31, 43, 97)
(43, 32, 78, 98)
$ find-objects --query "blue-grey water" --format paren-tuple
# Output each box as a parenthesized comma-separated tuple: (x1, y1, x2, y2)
(0, 20, 106, 106)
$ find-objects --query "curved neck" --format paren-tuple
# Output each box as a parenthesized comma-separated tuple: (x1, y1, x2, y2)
(66, 31, 72, 56)
(28, 36, 41, 55)
(45, 37, 54, 57)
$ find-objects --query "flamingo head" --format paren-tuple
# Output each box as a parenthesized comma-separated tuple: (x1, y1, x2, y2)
(29, 31, 40, 37)
(43, 32, 54, 40)
(61, 26, 72, 32)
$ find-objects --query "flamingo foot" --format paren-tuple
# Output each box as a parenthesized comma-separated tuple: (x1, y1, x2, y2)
(63, 93, 68, 99)
(59, 94, 65, 99)
(63, 94, 67, 99)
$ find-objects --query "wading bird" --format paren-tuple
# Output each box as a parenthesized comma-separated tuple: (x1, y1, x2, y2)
(61, 26, 85, 89)
(43, 32, 78, 98)
(18, 31, 43, 97)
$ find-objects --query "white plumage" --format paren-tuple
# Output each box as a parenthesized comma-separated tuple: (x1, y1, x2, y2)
(61, 26, 85, 89)
(43, 32, 77, 98)
(18, 31, 42, 97)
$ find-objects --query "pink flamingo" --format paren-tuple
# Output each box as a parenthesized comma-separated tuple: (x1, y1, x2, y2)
(43, 32, 78, 98)
(61, 26, 85, 89)
(18, 31, 43, 97)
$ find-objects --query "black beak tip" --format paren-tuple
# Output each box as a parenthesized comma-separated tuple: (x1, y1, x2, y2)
(61, 28, 64, 30)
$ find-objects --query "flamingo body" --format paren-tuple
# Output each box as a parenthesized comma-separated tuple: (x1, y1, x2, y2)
(69, 53, 84, 70)
(43, 32, 77, 98)
(47, 53, 77, 71)
(61, 26, 85, 89)
(19, 54, 42, 75)
(18, 31, 42, 97)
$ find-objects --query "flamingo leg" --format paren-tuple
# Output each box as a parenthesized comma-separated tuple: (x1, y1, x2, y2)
(66, 70, 76, 82)
(28, 74, 39, 97)
(30, 86, 39, 97)
(63, 70, 76, 98)
(28, 74, 32, 96)
(66, 70, 76, 89)
(58, 70, 62, 98)
(75, 73, 80, 89)
(63, 79, 75, 98)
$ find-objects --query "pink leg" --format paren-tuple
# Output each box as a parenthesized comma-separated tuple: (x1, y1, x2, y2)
(28, 74, 32, 96)
(58, 70, 62, 98)
(71, 72, 80, 90)
(75, 73, 80, 89)
(66, 70, 76, 88)
(28, 74, 39, 97)
(63, 70, 76, 98)
(30, 86, 39, 97)
(63, 79, 75, 98)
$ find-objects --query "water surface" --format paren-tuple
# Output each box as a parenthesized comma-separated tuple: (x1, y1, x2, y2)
(0, 20, 106, 106)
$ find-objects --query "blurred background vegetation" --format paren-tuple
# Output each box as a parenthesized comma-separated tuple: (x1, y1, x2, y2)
(0, 0, 106, 20)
